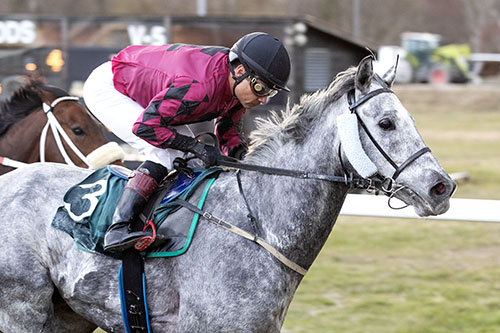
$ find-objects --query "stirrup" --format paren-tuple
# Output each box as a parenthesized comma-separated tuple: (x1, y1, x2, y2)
(134, 220, 157, 251)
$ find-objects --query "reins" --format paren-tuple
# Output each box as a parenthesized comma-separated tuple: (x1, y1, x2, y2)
(215, 87, 430, 196)
(182, 155, 383, 277)
(216, 156, 382, 190)
(186, 86, 433, 276)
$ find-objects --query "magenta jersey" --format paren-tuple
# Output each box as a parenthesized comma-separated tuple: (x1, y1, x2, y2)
(111, 44, 246, 155)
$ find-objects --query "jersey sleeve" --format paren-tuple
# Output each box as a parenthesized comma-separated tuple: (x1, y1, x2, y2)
(214, 103, 247, 155)
(132, 76, 211, 148)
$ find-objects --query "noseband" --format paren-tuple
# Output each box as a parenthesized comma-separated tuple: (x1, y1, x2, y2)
(347, 89, 430, 182)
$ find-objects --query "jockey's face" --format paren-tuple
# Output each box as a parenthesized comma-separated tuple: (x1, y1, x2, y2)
(232, 65, 269, 109)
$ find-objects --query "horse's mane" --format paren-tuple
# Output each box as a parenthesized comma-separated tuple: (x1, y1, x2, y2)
(0, 78, 69, 137)
(248, 67, 356, 157)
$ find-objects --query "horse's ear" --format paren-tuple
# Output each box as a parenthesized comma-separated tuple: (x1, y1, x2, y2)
(382, 55, 399, 87)
(355, 55, 374, 93)
(37, 88, 57, 106)
(25, 77, 54, 105)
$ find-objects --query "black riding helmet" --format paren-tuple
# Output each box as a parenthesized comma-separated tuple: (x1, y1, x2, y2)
(229, 32, 291, 95)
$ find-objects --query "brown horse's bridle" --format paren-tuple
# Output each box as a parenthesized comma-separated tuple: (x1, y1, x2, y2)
(41, 96, 92, 168)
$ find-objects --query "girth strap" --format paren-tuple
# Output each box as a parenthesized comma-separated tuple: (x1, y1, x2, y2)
(119, 249, 151, 333)
(175, 199, 308, 276)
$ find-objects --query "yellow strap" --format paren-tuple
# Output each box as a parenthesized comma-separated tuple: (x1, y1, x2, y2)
(203, 212, 308, 276)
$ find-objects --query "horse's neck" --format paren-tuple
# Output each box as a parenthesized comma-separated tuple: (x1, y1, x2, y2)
(0, 109, 46, 162)
(241, 135, 348, 270)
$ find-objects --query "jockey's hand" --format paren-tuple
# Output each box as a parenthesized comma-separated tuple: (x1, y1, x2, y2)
(191, 142, 221, 167)
(229, 144, 248, 160)
(168, 134, 221, 167)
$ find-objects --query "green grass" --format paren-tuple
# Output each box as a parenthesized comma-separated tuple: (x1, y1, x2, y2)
(283, 217, 500, 333)
(282, 85, 500, 332)
(408, 86, 500, 200)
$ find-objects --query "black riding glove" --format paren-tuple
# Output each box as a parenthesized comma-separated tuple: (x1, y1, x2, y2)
(228, 144, 248, 160)
(190, 141, 220, 167)
(168, 134, 221, 167)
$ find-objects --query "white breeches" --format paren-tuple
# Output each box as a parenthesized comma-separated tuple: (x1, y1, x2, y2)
(83, 61, 194, 168)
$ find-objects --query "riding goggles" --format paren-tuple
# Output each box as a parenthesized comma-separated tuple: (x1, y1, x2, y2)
(248, 76, 279, 98)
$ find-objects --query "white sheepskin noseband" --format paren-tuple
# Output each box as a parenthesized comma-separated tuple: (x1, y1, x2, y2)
(336, 113, 378, 178)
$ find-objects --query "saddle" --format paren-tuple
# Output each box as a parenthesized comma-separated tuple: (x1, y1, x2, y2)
(51, 164, 220, 258)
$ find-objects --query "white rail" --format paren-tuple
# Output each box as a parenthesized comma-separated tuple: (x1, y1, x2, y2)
(470, 53, 500, 62)
(341, 194, 500, 223)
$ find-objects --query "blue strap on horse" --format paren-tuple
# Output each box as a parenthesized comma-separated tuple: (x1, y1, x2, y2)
(117, 163, 220, 333)
(51, 160, 221, 333)
(117, 164, 181, 333)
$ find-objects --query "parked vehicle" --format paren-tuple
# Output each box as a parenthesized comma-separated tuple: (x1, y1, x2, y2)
(378, 32, 471, 84)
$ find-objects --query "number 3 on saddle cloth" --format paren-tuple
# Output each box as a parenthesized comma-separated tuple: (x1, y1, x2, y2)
(51, 165, 220, 258)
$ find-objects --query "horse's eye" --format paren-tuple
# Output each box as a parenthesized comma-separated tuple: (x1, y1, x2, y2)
(378, 118, 395, 131)
(72, 127, 85, 136)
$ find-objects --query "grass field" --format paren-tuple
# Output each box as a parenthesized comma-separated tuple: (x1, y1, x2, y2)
(281, 84, 500, 332)
(96, 84, 500, 332)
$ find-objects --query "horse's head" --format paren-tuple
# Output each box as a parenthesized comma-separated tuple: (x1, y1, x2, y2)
(340, 55, 456, 216)
(37, 84, 106, 151)
(0, 78, 123, 174)
(35, 82, 124, 168)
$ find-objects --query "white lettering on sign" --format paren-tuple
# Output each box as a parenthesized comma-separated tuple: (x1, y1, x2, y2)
(127, 25, 167, 45)
(0, 20, 36, 44)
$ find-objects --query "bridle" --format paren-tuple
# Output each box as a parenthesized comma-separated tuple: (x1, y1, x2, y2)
(345, 88, 430, 208)
(1, 96, 121, 171)
(347, 88, 430, 183)
(41, 96, 92, 168)
(217, 87, 430, 197)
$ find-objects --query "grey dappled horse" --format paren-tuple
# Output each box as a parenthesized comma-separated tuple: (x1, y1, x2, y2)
(0, 56, 455, 332)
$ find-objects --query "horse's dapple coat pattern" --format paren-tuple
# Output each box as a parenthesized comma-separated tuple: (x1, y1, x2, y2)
(0, 57, 455, 332)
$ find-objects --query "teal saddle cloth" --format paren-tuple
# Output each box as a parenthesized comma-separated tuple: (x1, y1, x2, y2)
(51, 165, 220, 258)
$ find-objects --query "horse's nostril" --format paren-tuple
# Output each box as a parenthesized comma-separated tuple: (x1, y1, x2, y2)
(432, 183, 446, 195)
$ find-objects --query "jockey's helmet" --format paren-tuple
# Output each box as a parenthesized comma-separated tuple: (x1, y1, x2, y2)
(229, 32, 291, 92)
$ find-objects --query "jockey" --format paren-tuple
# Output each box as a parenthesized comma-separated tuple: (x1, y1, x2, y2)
(83, 32, 291, 253)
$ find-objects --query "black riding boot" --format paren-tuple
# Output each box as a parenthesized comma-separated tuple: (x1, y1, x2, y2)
(104, 160, 168, 253)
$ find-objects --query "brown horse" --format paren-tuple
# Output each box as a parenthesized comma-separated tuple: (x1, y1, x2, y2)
(0, 78, 124, 175)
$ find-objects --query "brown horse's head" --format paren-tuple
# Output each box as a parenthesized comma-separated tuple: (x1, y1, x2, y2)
(0, 77, 124, 174)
